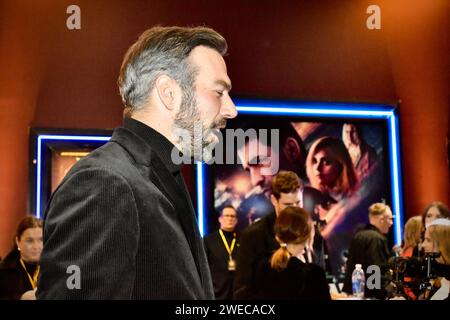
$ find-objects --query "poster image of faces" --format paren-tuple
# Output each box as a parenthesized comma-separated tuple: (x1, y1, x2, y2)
(213, 117, 388, 275)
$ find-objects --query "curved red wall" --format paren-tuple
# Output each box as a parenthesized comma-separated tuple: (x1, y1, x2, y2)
(0, 0, 448, 257)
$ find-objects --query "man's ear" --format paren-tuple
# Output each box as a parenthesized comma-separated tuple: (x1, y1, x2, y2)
(282, 137, 301, 162)
(155, 75, 177, 110)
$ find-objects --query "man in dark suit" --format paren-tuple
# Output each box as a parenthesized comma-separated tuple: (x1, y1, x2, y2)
(204, 205, 239, 300)
(233, 171, 305, 299)
(342, 202, 393, 299)
(36, 26, 237, 299)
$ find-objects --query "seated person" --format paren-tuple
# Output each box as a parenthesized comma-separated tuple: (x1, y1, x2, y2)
(253, 206, 331, 300)
(398, 215, 423, 300)
(0, 216, 43, 300)
(420, 218, 450, 300)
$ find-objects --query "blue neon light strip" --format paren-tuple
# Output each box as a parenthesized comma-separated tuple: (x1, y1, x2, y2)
(197, 100, 403, 245)
(236, 106, 393, 118)
(196, 162, 205, 237)
(35, 135, 111, 219)
(389, 114, 404, 245)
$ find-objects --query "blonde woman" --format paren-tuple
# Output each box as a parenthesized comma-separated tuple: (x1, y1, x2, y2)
(305, 136, 362, 275)
(421, 218, 450, 300)
(401, 216, 422, 257)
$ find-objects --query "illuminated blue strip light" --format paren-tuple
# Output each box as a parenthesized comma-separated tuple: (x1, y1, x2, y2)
(36, 135, 111, 219)
(196, 162, 205, 237)
(196, 99, 404, 245)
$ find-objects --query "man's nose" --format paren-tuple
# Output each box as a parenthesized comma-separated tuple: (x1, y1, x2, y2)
(221, 95, 237, 119)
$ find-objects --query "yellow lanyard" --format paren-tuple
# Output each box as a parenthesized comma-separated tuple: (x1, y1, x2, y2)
(219, 229, 236, 257)
(19, 258, 40, 289)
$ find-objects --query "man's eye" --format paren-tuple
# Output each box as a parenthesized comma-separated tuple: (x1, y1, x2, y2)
(216, 91, 224, 97)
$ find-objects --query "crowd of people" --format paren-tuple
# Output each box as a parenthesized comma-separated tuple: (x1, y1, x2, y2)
(2, 184, 447, 301)
(205, 185, 450, 300)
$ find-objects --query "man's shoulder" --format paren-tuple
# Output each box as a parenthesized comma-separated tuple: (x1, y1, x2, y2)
(354, 227, 385, 242)
(66, 129, 150, 175)
(0, 251, 19, 270)
(242, 217, 267, 234)
(241, 214, 274, 239)
(61, 143, 127, 177)
(204, 231, 220, 242)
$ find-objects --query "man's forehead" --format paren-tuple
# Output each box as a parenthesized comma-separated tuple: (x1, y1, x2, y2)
(222, 207, 236, 215)
(279, 190, 302, 201)
(383, 211, 393, 218)
(189, 46, 229, 81)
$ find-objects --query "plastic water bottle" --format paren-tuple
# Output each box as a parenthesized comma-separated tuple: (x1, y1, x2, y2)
(351, 264, 365, 299)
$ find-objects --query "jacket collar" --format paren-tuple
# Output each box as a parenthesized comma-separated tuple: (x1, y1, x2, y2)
(365, 223, 384, 235)
(114, 117, 183, 175)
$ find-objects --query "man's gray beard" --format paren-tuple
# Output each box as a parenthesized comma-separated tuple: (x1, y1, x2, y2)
(172, 89, 221, 162)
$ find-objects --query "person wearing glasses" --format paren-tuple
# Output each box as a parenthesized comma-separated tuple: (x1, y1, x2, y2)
(342, 202, 394, 299)
(204, 205, 240, 300)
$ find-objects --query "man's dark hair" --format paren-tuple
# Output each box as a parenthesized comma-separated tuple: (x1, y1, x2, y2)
(220, 205, 237, 216)
(118, 26, 227, 116)
(271, 171, 303, 200)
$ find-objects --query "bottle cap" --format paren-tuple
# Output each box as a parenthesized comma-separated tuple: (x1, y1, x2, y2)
(355, 264, 362, 268)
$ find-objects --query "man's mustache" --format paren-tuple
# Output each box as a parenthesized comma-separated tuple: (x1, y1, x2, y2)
(211, 118, 227, 129)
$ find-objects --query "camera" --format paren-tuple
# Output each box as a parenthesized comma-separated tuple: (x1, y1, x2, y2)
(387, 253, 450, 298)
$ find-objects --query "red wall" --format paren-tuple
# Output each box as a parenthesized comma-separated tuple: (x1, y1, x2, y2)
(0, 0, 448, 257)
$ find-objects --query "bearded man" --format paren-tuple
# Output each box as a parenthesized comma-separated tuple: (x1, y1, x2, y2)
(37, 26, 237, 300)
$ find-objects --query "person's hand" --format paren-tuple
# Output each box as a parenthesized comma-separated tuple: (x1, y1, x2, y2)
(20, 289, 37, 300)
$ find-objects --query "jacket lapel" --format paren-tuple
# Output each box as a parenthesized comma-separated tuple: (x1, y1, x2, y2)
(111, 126, 206, 289)
(149, 152, 204, 281)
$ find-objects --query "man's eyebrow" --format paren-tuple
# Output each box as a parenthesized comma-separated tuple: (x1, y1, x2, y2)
(215, 80, 232, 91)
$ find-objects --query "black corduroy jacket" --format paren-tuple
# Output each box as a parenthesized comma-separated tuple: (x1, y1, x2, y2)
(37, 120, 213, 299)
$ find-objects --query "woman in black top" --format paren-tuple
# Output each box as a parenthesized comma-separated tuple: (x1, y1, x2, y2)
(0, 216, 43, 300)
(254, 206, 331, 300)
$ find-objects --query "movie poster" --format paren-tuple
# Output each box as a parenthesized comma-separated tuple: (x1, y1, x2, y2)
(213, 117, 388, 275)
